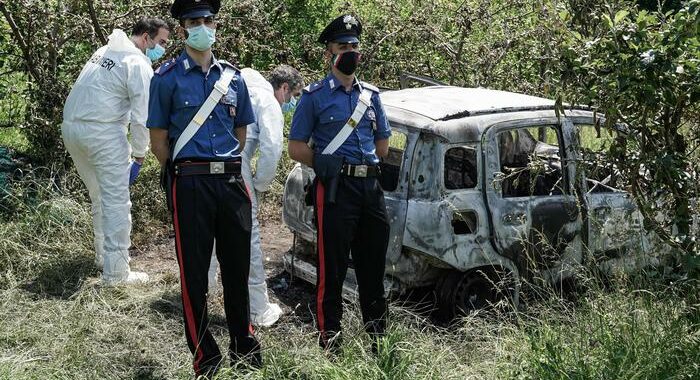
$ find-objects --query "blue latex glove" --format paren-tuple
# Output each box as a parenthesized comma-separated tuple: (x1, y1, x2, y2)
(129, 160, 142, 186)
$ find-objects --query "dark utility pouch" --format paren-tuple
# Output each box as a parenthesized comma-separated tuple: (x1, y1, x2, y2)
(313, 153, 344, 205)
(160, 158, 175, 212)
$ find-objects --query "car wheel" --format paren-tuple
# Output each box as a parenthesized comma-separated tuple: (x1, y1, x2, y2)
(436, 267, 516, 320)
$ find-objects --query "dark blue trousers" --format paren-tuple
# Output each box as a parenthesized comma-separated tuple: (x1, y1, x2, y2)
(171, 172, 260, 375)
(313, 175, 390, 348)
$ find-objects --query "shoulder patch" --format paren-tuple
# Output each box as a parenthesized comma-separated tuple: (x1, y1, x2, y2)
(303, 80, 324, 94)
(154, 58, 176, 75)
(361, 81, 379, 93)
(218, 59, 240, 72)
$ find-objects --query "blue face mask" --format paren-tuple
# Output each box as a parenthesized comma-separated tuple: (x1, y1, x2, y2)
(146, 43, 165, 62)
(282, 95, 297, 114)
(186, 25, 216, 51)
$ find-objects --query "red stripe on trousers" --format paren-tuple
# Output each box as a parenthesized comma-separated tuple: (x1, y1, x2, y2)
(315, 182, 326, 335)
(172, 177, 204, 373)
(243, 181, 252, 201)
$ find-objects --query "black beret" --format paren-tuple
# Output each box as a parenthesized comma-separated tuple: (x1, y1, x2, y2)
(171, 0, 220, 20)
(318, 14, 362, 45)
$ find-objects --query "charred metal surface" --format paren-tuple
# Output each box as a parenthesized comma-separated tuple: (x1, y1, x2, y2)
(529, 200, 580, 268)
(282, 86, 652, 299)
(282, 163, 316, 242)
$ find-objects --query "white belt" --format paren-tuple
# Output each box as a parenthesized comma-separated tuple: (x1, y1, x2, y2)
(172, 68, 236, 160)
(321, 88, 373, 155)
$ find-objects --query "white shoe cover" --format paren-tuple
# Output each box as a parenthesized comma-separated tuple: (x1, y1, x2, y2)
(102, 270, 149, 286)
(251, 302, 283, 327)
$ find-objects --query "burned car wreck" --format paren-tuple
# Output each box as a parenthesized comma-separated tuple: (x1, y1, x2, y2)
(282, 86, 649, 317)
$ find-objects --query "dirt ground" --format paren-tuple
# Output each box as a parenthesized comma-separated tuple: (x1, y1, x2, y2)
(130, 217, 319, 325)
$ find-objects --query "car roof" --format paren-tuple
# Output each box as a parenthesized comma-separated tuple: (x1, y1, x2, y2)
(380, 86, 596, 142)
(380, 86, 560, 120)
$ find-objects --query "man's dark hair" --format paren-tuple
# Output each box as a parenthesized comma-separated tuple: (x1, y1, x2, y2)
(131, 17, 170, 38)
(268, 65, 304, 91)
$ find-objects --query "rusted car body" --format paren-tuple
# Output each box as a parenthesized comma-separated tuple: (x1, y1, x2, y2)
(282, 86, 649, 315)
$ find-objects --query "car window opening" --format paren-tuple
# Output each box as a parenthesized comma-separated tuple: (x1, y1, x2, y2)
(498, 126, 564, 198)
(379, 131, 407, 192)
(577, 124, 624, 193)
(445, 146, 478, 189)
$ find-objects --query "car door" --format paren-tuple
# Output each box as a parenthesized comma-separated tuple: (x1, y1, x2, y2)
(378, 125, 414, 272)
(482, 118, 583, 278)
(574, 122, 645, 262)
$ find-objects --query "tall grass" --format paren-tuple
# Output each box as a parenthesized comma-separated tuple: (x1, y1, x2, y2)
(0, 168, 93, 291)
(0, 162, 697, 380)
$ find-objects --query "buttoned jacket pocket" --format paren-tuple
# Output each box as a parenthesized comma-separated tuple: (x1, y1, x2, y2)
(319, 110, 345, 126)
(173, 93, 203, 130)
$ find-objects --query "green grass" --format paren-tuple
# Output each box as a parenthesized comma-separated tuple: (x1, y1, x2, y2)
(512, 283, 700, 380)
(1, 168, 698, 380)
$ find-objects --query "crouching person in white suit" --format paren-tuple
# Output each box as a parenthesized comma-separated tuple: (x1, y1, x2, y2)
(209, 65, 304, 326)
(62, 18, 170, 285)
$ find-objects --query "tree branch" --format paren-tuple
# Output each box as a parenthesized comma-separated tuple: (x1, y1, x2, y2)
(113, 4, 163, 22)
(364, 29, 400, 62)
(86, 0, 107, 45)
(0, 1, 41, 82)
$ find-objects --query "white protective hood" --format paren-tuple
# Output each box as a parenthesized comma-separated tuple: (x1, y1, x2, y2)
(107, 29, 142, 53)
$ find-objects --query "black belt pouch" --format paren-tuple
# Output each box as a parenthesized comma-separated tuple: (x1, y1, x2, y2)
(312, 153, 344, 205)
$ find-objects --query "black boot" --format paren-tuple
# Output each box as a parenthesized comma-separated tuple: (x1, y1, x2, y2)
(319, 330, 343, 356)
(230, 335, 262, 369)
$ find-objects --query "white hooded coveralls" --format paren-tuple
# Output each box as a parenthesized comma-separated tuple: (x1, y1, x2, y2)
(209, 68, 284, 326)
(61, 30, 152, 284)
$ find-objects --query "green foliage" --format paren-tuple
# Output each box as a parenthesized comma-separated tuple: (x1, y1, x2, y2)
(554, 0, 700, 274)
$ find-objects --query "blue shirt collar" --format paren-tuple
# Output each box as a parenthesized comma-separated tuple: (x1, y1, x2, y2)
(177, 50, 223, 74)
(327, 73, 362, 92)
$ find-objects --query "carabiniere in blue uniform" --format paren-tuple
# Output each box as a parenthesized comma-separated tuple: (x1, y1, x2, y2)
(289, 72, 391, 164)
(147, 0, 261, 376)
(288, 14, 392, 354)
(148, 51, 255, 160)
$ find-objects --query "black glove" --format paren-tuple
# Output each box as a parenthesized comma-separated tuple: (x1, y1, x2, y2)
(160, 159, 175, 212)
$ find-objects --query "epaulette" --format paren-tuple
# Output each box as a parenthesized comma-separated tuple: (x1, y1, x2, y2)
(154, 58, 176, 75)
(218, 59, 240, 72)
(303, 80, 324, 94)
(361, 81, 379, 93)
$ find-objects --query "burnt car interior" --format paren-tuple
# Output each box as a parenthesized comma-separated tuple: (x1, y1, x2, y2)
(445, 146, 478, 189)
(498, 126, 565, 198)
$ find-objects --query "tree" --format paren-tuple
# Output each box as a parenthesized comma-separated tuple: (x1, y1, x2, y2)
(556, 0, 700, 274)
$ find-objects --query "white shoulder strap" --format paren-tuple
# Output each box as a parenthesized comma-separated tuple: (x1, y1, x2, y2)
(172, 68, 236, 160)
(321, 88, 373, 155)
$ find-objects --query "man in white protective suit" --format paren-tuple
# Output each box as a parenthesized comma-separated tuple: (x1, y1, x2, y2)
(209, 65, 304, 326)
(62, 18, 170, 285)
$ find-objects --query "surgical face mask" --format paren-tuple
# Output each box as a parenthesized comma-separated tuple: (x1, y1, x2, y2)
(146, 42, 165, 62)
(332, 51, 361, 75)
(185, 25, 216, 51)
(282, 95, 297, 114)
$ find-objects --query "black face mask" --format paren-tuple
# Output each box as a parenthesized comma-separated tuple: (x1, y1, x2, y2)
(332, 51, 361, 75)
